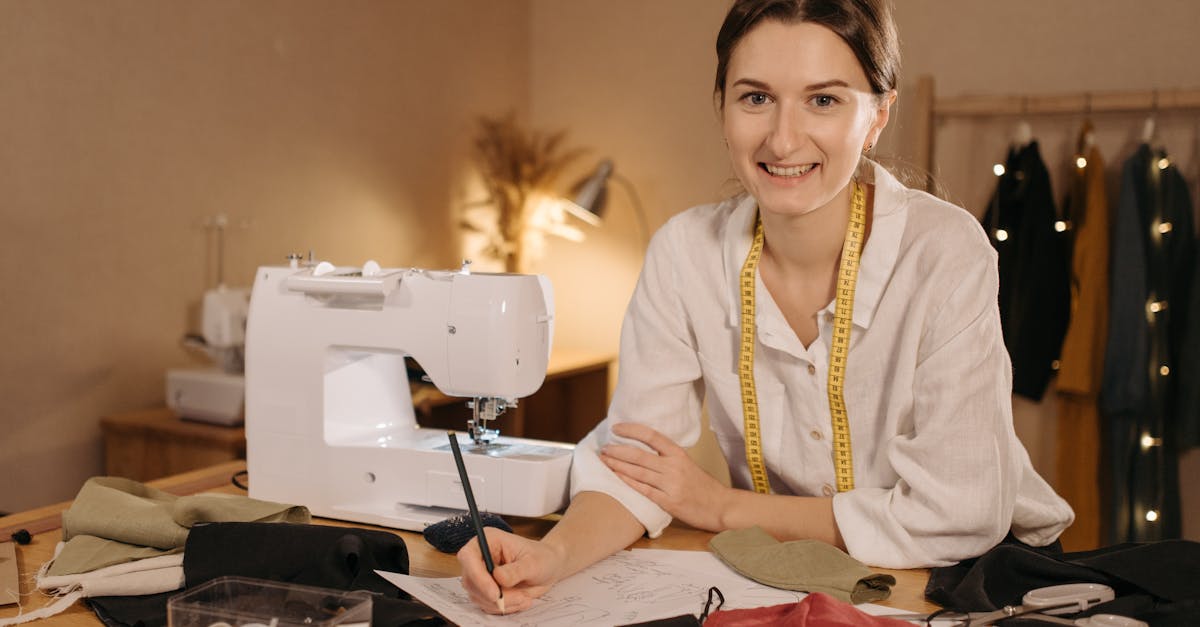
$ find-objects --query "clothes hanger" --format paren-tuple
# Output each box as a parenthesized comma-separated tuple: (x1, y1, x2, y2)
(1141, 89, 1158, 148)
(1012, 95, 1033, 148)
(1080, 93, 1096, 152)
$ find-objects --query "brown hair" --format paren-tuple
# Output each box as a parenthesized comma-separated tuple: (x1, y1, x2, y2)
(714, 0, 899, 106)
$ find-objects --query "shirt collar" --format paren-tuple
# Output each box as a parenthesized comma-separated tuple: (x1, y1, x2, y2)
(722, 160, 909, 329)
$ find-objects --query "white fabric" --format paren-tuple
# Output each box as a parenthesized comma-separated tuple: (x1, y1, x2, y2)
(0, 591, 84, 627)
(570, 162, 1074, 569)
(37, 550, 184, 597)
(0, 543, 185, 627)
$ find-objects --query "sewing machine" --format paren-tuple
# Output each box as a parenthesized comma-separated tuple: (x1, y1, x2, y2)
(244, 258, 574, 530)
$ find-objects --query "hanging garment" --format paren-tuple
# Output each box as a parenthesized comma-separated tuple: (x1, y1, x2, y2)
(982, 141, 1072, 401)
(1100, 143, 1195, 543)
(1176, 213, 1200, 450)
(1055, 123, 1110, 551)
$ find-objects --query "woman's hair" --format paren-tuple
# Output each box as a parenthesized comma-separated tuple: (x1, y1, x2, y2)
(714, 0, 899, 106)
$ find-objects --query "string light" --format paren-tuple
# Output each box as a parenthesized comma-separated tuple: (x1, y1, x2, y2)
(1075, 156, 1088, 169)
(1158, 222, 1173, 234)
(1141, 434, 1162, 450)
(1054, 220, 1069, 232)
(993, 163, 1006, 176)
(1160, 365, 1171, 376)
(1148, 301, 1166, 314)
(1157, 157, 1171, 170)
(1146, 510, 1160, 522)
(994, 229, 1009, 241)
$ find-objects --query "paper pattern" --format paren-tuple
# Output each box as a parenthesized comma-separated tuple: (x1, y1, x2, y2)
(378, 548, 904, 626)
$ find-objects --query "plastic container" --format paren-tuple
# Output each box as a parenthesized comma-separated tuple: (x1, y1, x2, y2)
(168, 576, 372, 627)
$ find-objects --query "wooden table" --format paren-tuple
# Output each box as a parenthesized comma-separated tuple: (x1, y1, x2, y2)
(0, 461, 937, 625)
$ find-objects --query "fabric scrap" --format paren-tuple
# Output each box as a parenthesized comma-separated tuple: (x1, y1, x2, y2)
(709, 526, 894, 604)
(704, 591, 912, 626)
(50, 476, 309, 576)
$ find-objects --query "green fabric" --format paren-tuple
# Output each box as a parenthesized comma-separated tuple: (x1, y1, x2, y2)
(48, 476, 309, 576)
(709, 526, 896, 604)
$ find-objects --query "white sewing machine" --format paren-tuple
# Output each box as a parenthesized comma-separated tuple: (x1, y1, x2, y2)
(244, 258, 574, 530)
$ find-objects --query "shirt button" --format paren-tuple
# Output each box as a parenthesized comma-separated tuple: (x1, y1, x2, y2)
(822, 484, 835, 497)
(810, 430, 823, 440)
(807, 364, 816, 375)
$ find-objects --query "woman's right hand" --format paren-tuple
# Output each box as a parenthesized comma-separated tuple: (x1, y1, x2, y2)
(456, 526, 565, 614)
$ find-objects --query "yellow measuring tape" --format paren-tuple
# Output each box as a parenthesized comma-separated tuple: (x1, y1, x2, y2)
(738, 181, 867, 494)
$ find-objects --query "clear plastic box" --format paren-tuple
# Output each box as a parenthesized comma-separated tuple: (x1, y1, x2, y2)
(168, 576, 373, 627)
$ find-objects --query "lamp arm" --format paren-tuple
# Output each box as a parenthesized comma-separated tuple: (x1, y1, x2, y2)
(610, 172, 651, 249)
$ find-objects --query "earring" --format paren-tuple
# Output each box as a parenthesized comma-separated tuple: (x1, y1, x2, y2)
(864, 142, 874, 153)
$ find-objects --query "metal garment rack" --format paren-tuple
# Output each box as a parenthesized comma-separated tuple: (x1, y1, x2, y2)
(910, 74, 1200, 192)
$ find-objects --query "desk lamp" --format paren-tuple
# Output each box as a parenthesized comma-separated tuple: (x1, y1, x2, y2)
(566, 159, 649, 246)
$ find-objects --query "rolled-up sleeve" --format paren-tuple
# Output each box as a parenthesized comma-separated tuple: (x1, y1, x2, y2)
(569, 218, 706, 537)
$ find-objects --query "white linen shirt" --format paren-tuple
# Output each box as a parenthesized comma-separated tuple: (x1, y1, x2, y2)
(570, 162, 1074, 569)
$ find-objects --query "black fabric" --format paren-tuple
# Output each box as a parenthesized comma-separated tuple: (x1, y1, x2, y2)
(981, 141, 1072, 401)
(88, 522, 447, 627)
(926, 538, 1200, 626)
(422, 512, 513, 553)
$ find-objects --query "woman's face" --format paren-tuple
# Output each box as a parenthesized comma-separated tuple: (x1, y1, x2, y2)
(721, 20, 893, 219)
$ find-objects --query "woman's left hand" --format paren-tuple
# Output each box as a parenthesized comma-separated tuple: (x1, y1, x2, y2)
(600, 422, 732, 531)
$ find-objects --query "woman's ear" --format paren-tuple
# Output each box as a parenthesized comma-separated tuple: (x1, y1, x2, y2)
(865, 89, 897, 152)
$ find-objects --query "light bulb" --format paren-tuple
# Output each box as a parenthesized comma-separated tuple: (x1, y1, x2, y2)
(993, 164, 1006, 176)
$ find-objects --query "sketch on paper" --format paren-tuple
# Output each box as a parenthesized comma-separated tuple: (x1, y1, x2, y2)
(378, 548, 899, 625)
(378, 550, 727, 626)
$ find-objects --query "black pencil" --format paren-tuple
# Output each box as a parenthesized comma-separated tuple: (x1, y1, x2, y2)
(447, 431, 505, 613)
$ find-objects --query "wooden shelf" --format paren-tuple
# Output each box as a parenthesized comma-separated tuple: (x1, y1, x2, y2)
(100, 408, 245, 482)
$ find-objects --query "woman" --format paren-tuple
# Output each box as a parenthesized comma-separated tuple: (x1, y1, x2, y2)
(459, 0, 1073, 614)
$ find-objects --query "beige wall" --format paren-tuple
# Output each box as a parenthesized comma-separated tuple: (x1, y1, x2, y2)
(4, 0, 1199, 540)
(0, 0, 530, 511)
(526, 0, 732, 357)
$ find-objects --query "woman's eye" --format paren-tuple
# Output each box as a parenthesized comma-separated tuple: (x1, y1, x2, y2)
(812, 94, 837, 107)
(743, 92, 769, 106)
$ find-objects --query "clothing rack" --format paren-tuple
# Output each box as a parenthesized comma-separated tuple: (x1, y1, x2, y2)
(909, 75, 1200, 552)
(911, 74, 1200, 192)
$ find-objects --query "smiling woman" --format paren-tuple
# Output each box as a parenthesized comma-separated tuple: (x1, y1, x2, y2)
(455, 0, 1074, 616)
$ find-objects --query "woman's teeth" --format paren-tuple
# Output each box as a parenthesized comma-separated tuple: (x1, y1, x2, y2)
(764, 163, 816, 177)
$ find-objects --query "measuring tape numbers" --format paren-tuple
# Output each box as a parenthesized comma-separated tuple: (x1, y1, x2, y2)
(738, 181, 867, 495)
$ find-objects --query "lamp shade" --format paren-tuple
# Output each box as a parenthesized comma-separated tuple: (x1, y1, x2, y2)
(571, 159, 614, 220)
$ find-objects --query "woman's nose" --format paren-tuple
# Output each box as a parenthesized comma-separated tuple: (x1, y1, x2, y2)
(767, 107, 805, 158)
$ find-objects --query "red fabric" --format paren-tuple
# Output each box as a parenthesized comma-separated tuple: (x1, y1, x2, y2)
(704, 592, 913, 627)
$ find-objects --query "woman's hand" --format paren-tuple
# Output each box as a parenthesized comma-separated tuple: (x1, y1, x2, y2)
(456, 527, 565, 614)
(600, 422, 732, 531)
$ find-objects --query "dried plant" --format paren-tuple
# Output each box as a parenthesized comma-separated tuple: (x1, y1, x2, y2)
(467, 113, 587, 272)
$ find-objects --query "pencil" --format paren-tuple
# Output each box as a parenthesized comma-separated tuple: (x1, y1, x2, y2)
(447, 431, 505, 614)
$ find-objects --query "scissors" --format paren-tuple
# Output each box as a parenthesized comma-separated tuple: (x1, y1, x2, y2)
(880, 583, 1147, 626)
